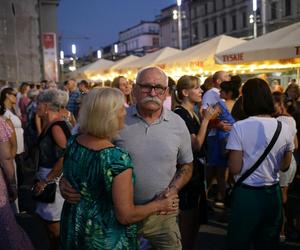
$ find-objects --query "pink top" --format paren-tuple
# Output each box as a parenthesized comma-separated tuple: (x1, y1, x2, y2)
(0, 117, 13, 143)
(19, 96, 30, 125)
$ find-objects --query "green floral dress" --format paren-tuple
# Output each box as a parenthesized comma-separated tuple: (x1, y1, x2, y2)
(60, 136, 138, 250)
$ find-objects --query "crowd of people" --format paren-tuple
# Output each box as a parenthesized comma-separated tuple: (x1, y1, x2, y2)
(0, 68, 299, 250)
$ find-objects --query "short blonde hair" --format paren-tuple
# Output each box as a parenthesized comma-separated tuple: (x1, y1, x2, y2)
(79, 88, 125, 138)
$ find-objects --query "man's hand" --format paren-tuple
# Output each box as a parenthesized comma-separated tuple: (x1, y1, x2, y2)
(59, 177, 81, 204)
(218, 121, 232, 132)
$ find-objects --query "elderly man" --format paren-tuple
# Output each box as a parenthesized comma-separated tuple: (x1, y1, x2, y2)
(60, 67, 193, 249)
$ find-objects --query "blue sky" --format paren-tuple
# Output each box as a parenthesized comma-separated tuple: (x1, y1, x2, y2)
(58, 0, 175, 56)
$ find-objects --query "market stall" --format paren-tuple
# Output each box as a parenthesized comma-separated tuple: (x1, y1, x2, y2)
(158, 35, 245, 79)
(90, 55, 139, 81)
(215, 22, 300, 81)
(82, 58, 114, 80)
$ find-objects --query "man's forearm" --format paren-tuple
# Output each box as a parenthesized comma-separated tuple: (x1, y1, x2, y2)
(169, 163, 193, 191)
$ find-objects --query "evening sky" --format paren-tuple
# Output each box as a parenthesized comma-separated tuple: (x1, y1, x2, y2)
(58, 0, 175, 56)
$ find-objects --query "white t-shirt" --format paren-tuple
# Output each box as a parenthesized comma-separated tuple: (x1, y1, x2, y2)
(201, 87, 220, 136)
(277, 116, 297, 140)
(277, 116, 297, 186)
(4, 109, 24, 154)
(226, 116, 294, 186)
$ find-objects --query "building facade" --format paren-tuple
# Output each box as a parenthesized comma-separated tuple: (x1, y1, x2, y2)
(189, 0, 300, 45)
(118, 21, 160, 56)
(100, 21, 160, 60)
(0, 0, 59, 83)
(158, 1, 192, 50)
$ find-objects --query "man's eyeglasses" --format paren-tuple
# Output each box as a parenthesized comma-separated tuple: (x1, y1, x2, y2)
(137, 83, 167, 95)
(10, 93, 17, 97)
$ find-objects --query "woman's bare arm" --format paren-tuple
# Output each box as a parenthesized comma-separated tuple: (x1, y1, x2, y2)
(228, 150, 243, 175)
(112, 169, 178, 225)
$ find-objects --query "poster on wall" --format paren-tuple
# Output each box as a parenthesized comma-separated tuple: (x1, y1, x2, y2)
(42, 33, 58, 82)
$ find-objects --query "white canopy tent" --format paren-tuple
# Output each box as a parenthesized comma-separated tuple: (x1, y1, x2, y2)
(65, 64, 91, 80)
(109, 55, 139, 71)
(118, 47, 181, 70)
(159, 35, 245, 66)
(215, 22, 300, 65)
(83, 59, 114, 78)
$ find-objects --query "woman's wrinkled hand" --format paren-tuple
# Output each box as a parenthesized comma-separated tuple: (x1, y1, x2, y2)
(155, 193, 179, 215)
(33, 180, 47, 196)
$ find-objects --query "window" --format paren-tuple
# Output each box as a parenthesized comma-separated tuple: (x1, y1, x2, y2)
(192, 23, 199, 40)
(213, 0, 216, 12)
(204, 22, 209, 37)
(285, 0, 291, 16)
(232, 15, 236, 30)
(222, 17, 227, 33)
(204, 3, 208, 14)
(213, 20, 217, 35)
(222, 0, 226, 8)
(153, 37, 159, 46)
(271, 2, 277, 20)
(242, 12, 247, 28)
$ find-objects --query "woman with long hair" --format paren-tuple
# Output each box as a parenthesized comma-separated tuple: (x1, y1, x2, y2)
(0, 87, 24, 211)
(112, 76, 133, 106)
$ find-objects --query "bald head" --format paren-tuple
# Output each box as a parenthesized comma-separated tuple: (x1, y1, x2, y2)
(136, 67, 168, 87)
(212, 71, 230, 88)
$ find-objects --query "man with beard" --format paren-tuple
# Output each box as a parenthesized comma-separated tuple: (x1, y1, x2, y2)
(60, 67, 193, 250)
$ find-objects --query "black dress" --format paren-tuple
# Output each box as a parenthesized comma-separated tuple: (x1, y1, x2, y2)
(173, 106, 207, 223)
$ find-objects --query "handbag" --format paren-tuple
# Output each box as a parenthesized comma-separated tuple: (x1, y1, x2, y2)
(32, 180, 57, 203)
(225, 121, 282, 207)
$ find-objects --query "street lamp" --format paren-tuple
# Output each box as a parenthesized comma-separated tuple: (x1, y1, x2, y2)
(71, 44, 77, 70)
(252, 0, 257, 38)
(59, 50, 64, 80)
(177, 0, 182, 50)
(97, 49, 102, 59)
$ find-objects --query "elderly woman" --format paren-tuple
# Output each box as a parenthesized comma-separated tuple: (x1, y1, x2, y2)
(0, 116, 34, 249)
(33, 89, 71, 250)
(60, 88, 179, 250)
(226, 78, 294, 250)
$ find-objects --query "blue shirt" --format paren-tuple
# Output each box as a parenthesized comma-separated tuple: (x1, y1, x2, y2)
(66, 90, 80, 118)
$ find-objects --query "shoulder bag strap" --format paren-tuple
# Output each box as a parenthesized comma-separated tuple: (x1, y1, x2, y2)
(235, 120, 282, 186)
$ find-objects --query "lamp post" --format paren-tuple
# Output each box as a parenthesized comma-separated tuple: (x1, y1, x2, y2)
(59, 50, 64, 80)
(177, 0, 182, 50)
(113, 44, 119, 60)
(71, 44, 77, 70)
(252, 0, 257, 38)
(97, 49, 102, 59)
